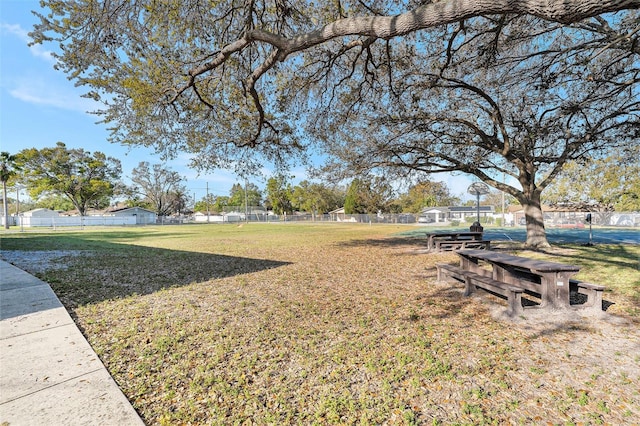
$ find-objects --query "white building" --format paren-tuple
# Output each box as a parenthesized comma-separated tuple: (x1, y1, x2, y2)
(109, 207, 157, 225)
(421, 206, 495, 223)
(12, 207, 157, 227)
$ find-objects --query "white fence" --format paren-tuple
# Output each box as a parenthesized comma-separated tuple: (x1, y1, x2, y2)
(2, 211, 638, 228)
(11, 216, 136, 228)
(194, 214, 242, 223)
(251, 211, 640, 227)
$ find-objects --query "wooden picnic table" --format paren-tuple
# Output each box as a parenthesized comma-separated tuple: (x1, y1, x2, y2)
(425, 231, 484, 251)
(456, 249, 581, 310)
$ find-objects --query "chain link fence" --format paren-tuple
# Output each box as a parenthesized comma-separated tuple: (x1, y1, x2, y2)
(189, 209, 640, 227)
(3, 209, 638, 228)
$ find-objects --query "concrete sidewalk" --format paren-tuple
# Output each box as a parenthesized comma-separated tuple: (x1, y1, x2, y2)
(0, 260, 144, 425)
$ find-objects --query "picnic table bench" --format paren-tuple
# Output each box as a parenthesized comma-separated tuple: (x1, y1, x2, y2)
(436, 262, 525, 316)
(425, 232, 490, 252)
(436, 249, 605, 316)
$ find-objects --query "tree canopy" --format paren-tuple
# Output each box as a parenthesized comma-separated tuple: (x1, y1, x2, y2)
(543, 145, 640, 211)
(30, 0, 639, 170)
(397, 181, 460, 213)
(264, 175, 294, 214)
(291, 180, 345, 215)
(311, 12, 639, 247)
(344, 177, 394, 214)
(229, 182, 263, 208)
(128, 162, 188, 216)
(18, 143, 121, 216)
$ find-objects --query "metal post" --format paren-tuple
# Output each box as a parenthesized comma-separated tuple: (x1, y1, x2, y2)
(206, 182, 210, 223)
(467, 182, 490, 233)
(244, 179, 249, 222)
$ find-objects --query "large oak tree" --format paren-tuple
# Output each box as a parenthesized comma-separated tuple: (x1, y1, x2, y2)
(18, 142, 122, 216)
(30, 0, 640, 246)
(309, 12, 639, 247)
(291, 180, 346, 215)
(128, 162, 188, 216)
(398, 181, 460, 214)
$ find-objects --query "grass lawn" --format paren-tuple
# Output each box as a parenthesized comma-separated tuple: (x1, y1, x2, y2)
(1, 223, 639, 425)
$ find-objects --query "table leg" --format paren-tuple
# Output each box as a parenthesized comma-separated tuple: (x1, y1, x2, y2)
(459, 255, 479, 272)
(493, 265, 503, 281)
(556, 272, 575, 308)
(540, 272, 574, 309)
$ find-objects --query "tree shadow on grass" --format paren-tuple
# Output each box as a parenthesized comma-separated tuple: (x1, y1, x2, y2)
(1, 234, 291, 312)
(336, 236, 429, 251)
(537, 243, 639, 271)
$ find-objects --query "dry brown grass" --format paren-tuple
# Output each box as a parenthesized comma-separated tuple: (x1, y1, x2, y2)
(2, 224, 639, 425)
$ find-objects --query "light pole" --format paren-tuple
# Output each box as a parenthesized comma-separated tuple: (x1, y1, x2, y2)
(467, 182, 490, 233)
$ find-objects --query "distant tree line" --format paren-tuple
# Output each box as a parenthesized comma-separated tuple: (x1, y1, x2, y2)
(2, 143, 189, 217)
(2, 143, 637, 222)
(194, 175, 463, 216)
(2, 143, 464, 218)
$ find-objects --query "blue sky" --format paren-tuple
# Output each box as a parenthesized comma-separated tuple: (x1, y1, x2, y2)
(0, 0, 271, 202)
(1, 0, 473, 205)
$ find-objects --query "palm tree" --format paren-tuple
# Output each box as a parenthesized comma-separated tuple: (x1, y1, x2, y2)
(0, 152, 19, 229)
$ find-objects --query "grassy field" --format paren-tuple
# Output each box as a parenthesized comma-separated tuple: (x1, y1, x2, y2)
(1, 223, 639, 425)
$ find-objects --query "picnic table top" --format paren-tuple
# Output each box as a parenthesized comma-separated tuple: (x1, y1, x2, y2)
(457, 249, 581, 273)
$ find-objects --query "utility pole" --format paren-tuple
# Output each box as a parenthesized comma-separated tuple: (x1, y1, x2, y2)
(206, 182, 210, 223)
(244, 179, 249, 222)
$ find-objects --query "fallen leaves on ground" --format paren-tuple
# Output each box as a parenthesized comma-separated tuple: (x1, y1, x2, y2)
(3, 224, 639, 425)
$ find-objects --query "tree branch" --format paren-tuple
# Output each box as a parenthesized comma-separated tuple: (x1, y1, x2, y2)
(188, 0, 640, 80)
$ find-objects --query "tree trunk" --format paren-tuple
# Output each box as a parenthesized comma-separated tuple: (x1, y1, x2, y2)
(521, 192, 550, 249)
(70, 197, 86, 216)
